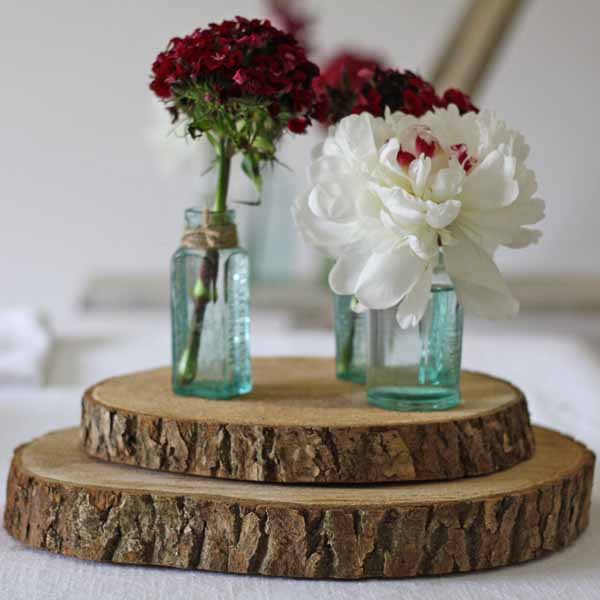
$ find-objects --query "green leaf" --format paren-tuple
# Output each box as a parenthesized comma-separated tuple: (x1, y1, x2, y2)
(205, 130, 219, 150)
(253, 136, 276, 155)
(241, 153, 263, 196)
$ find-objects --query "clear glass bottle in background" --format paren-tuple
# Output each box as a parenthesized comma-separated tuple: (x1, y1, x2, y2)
(367, 252, 463, 411)
(171, 208, 252, 399)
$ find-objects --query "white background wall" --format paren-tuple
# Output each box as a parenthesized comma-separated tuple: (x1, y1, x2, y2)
(1, 0, 599, 314)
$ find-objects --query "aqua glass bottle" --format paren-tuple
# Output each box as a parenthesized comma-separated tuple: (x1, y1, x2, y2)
(367, 252, 463, 411)
(171, 208, 252, 398)
(333, 294, 367, 384)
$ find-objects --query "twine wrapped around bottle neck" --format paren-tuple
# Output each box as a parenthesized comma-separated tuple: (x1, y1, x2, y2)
(181, 209, 239, 250)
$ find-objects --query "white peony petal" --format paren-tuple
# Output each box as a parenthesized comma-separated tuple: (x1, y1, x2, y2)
(506, 195, 545, 225)
(372, 185, 426, 226)
(476, 111, 530, 162)
(321, 135, 342, 158)
(408, 155, 431, 197)
(515, 164, 537, 201)
(395, 266, 433, 329)
(329, 252, 371, 295)
(339, 216, 393, 256)
(377, 138, 412, 187)
(380, 209, 408, 238)
(384, 111, 420, 139)
(355, 246, 428, 309)
(421, 106, 480, 159)
(425, 199, 462, 229)
(408, 229, 438, 260)
(444, 229, 519, 319)
(459, 196, 545, 248)
(431, 167, 464, 202)
(354, 186, 384, 219)
(334, 113, 390, 168)
(308, 155, 352, 185)
(461, 149, 519, 211)
(506, 227, 542, 248)
(379, 138, 400, 165)
(307, 184, 341, 220)
(307, 183, 357, 222)
(293, 190, 360, 254)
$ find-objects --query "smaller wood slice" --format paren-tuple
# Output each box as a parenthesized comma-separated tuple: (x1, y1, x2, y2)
(81, 358, 535, 483)
(4, 427, 594, 579)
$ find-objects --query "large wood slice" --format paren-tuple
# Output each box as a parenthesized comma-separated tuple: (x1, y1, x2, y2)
(81, 359, 534, 483)
(4, 427, 594, 579)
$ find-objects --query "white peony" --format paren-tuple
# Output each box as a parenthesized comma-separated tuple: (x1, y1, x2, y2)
(293, 106, 545, 328)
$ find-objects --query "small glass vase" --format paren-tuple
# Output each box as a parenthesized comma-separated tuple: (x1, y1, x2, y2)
(171, 208, 252, 398)
(333, 294, 366, 384)
(367, 253, 463, 411)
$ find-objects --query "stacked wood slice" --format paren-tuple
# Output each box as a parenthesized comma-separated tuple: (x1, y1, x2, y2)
(4, 358, 595, 579)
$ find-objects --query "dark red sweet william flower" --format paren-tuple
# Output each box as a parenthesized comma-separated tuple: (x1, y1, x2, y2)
(149, 16, 320, 135)
(311, 51, 384, 125)
(440, 88, 479, 114)
(368, 69, 440, 118)
(312, 61, 479, 124)
(314, 52, 380, 93)
(287, 116, 310, 133)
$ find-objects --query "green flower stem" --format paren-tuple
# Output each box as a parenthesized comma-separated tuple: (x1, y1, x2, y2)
(176, 138, 231, 387)
(214, 138, 231, 214)
(339, 307, 356, 375)
(177, 294, 208, 384)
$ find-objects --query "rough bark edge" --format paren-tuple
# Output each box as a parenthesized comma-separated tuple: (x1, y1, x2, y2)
(3, 437, 594, 579)
(80, 385, 535, 483)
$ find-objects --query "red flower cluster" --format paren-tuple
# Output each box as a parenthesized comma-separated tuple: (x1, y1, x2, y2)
(314, 52, 382, 94)
(439, 88, 479, 115)
(368, 69, 440, 117)
(150, 17, 320, 133)
(313, 60, 478, 125)
(311, 52, 386, 125)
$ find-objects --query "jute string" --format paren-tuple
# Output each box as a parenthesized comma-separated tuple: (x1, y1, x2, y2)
(181, 209, 239, 250)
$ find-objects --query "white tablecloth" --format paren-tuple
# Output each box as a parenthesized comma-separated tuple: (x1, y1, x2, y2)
(1, 310, 599, 600)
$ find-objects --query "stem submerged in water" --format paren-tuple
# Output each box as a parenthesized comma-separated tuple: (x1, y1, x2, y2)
(339, 310, 356, 374)
(336, 295, 366, 383)
(177, 248, 219, 384)
(176, 138, 231, 387)
(418, 252, 451, 386)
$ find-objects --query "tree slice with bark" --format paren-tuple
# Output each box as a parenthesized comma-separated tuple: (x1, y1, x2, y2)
(82, 359, 535, 483)
(4, 427, 594, 579)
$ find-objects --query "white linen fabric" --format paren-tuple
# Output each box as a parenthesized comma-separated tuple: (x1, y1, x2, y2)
(0, 308, 51, 386)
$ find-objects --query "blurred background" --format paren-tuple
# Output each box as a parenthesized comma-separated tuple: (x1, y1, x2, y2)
(1, 0, 600, 390)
